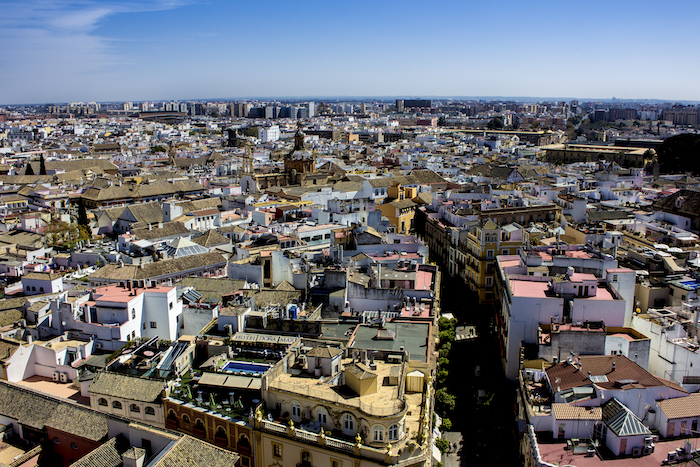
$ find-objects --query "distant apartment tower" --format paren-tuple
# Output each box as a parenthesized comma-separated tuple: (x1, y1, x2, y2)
(232, 102, 250, 118)
(395, 99, 405, 112)
(663, 108, 698, 126)
(258, 125, 280, 143)
(404, 99, 432, 110)
(307, 101, 315, 118)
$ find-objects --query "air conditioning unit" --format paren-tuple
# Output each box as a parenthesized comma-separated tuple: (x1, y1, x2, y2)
(95, 342, 103, 349)
(632, 447, 642, 457)
(644, 437, 654, 446)
(59, 373, 68, 383)
(52, 372, 61, 382)
(224, 324, 233, 336)
(643, 445, 653, 456)
(667, 451, 677, 462)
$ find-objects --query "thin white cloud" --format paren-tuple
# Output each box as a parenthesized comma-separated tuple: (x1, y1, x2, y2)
(0, 0, 192, 104)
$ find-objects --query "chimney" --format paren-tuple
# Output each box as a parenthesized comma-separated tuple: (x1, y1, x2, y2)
(121, 448, 146, 467)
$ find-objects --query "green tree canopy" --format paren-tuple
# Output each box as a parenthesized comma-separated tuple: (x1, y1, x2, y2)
(39, 154, 47, 175)
(487, 117, 505, 130)
(657, 133, 700, 175)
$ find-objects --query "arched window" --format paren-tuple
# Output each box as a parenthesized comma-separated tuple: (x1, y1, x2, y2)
(182, 414, 190, 425)
(195, 419, 204, 431)
(39, 287, 44, 293)
(216, 426, 226, 439)
(317, 407, 328, 425)
(130, 404, 140, 413)
(300, 451, 312, 467)
(31, 286, 36, 291)
(388, 424, 399, 441)
(98, 398, 108, 406)
(373, 425, 384, 442)
(112, 401, 122, 410)
(145, 406, 155, 415)
(291, 401, 301, 422)
(343, 414, 355, 435)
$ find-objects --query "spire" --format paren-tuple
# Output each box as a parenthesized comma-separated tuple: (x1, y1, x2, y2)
(294, 123, 305, 150)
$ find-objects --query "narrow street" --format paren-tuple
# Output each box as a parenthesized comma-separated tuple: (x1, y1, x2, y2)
(438, 274, 520, 466)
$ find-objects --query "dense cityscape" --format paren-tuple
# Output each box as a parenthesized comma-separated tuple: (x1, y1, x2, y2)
(0, 96, 699, 467)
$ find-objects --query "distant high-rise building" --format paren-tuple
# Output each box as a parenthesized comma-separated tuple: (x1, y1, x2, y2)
(307, 101, 315, 118)
(232, 102, 250, 118)
(395, 99, 405, 113)
(404, 99, 431, 110)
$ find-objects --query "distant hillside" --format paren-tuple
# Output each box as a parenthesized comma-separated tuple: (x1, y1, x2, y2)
(658, 133, 700, 175)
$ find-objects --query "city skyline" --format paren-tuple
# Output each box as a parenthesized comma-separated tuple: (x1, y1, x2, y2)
(2, 0, 699, 105)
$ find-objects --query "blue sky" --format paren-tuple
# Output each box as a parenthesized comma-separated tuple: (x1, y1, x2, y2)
(1, 0, 698, 104)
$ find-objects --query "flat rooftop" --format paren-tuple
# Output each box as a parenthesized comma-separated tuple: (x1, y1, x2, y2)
(268, 357, 405, 416)
(352, 322, 430, 363)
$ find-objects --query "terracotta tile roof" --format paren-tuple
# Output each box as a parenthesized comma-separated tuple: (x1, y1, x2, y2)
(307, 346, 343, 358)
(151, 435, 240, 467)
(0, 380, 108, 441)
(657, 393, 700, 420)
(545, 355, 682, 393)
(69, 435, 128, 467)
(552, 404, 601, 420)
(89, 372, 165, 402)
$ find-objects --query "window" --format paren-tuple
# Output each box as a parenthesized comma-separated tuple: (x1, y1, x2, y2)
(26, 286, 30, 291)
(98, 398, 108, 406)
(143, 323, 146, 330)
(273, 443, 282, 458)
(300, 451, 312, 467)
(317, 407, 328, 425)
(291, 402, 301, 421)
(389, 424, 399, 441)
(150, 322, 157, 329)
(39, 287, 44, 293)
(343, 414, 354, 435)
(373, 426, 384, 442)
(32, 286, 36, 291)
(132, 309, 136, 319)
(182, 414, 190, 425)
(112, 401, 123, 409)
(145, 406, 155, 415)
(169, 302, 173, 310)
(331, 461, 342, 467)
(130, 404, 140, 413)
(612, 275, 618, 281)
